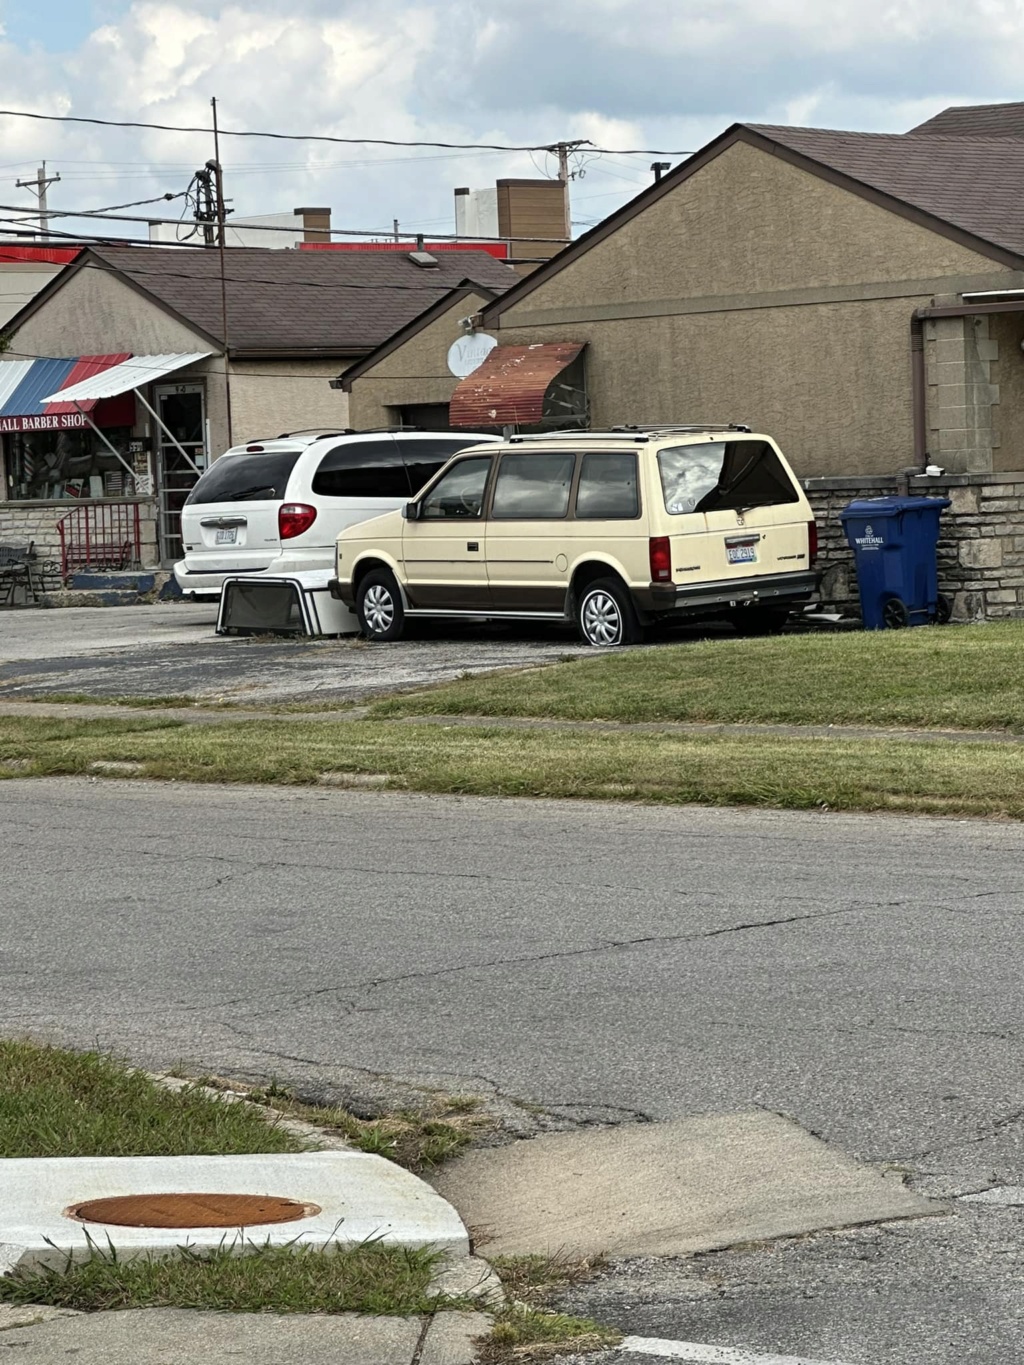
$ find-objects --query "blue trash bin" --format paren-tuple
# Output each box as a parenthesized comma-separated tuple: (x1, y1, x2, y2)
(840, 496, 952, 630)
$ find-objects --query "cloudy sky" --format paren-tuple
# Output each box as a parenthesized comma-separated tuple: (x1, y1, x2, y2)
(0, 0, 1020, 246)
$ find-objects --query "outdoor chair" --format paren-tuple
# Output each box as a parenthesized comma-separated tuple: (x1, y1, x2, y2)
(0, 542, 40, 606)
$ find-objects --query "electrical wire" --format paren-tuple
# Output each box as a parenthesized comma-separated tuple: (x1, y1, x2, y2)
(0, 106, 694, 156)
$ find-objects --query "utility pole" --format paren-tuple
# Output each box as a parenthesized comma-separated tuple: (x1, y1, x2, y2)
(15, 162, 60, 239)
(551, 140, 587, 242)
(211, 96, 233, 447)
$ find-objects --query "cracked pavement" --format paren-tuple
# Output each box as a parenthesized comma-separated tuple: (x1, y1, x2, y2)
(2, 778, 1024, 1363)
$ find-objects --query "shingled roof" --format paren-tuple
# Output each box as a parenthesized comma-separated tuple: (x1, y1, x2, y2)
(485, 108, 1024, 322)
(15, 245, 516, 358)
(910, 102, 1024, 138)
(745, 124, 1024, 259)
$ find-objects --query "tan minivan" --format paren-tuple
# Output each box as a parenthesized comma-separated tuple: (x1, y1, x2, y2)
(329, 425, 819, 646)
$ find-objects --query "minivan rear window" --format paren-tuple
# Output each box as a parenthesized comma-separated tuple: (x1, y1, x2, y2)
(658, 440, 799, 515)
(185, 451, 302, 505)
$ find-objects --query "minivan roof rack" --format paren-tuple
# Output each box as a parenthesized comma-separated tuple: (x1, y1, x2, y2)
(611, 423, 752, 434)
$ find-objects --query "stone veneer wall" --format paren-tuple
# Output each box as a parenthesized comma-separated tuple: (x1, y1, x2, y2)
(0, 499, 159, 575)
(805, 471, 1024, 621)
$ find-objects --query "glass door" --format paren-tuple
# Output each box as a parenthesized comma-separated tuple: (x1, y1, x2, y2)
(154, 383, 206, 565)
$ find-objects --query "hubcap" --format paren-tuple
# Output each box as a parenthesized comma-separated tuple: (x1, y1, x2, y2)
(582, 590, 622, 646)
(363, 583, 395, 634)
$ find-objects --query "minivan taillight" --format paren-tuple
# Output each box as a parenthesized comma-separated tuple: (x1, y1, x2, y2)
(649, 536, 672, 582)
(807, 519, 818, 565)
(279, 503, 317, 539)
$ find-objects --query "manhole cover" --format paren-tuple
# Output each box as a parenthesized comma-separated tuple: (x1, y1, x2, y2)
(65, 1193, 321, 1228)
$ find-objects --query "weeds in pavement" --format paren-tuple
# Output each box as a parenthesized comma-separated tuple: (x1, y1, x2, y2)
(245, 1083, 492, 1172)
(0, 1041, 303, 1159)
(480, 1253, 619, 1362)
(0, 1235, 459, 1315)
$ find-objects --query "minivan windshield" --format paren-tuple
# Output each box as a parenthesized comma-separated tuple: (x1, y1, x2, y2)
(185, 451, 302, 505)
(658, 440, 799, 515)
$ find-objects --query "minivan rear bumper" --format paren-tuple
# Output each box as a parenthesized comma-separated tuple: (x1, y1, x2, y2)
(636, 569, 820, 616)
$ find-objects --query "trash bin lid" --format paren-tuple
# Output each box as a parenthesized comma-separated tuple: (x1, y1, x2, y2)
(841, 495, 951, 520)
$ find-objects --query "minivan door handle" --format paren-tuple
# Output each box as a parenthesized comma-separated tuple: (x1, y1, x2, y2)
(467, 541, 479, 551)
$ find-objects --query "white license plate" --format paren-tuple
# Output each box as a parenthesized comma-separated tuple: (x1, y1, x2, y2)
(215, 528, 237, 545)
(727, 543, 757, 564)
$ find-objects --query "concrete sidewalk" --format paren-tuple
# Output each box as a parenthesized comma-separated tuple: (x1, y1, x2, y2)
(0, 1305, 492, 1364)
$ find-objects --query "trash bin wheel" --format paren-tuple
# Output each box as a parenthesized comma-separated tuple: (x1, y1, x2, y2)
(882, 597, 910, 629)
(935, 593, 952, 625)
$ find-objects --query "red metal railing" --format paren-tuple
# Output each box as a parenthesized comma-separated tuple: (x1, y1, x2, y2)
(57, 501, 142, 580)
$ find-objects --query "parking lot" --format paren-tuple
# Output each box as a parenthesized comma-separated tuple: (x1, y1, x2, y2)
(0, 603, 595, 705)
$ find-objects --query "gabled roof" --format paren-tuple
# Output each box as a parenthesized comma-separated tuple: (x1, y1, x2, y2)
(338, 281, 500, 391)
(6, 245, 517, 358)
(484, 118, 1024, 322)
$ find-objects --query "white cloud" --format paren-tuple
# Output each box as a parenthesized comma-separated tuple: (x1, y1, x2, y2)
(0, 0, 1022, 243)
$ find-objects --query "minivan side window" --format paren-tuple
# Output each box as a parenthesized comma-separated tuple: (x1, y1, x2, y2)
(395, 437, 488, 495)
(311, 440, 411, 499)
(491, 452, 576, 520)
(575, 452, 639, 519)
(419, 457, 492, 519)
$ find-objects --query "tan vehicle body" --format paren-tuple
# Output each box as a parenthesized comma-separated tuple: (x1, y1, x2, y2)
(331, 427, 819, 645)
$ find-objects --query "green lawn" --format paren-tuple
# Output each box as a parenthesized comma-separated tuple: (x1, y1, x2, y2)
(0, 1040, 302, 1159)
(3, 713, 1024, 819)
(370, 622, 1024, 732)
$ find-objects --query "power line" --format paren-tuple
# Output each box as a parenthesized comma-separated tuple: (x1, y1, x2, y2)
(0, 106, 693, 156)
(0, 203, 577, 246)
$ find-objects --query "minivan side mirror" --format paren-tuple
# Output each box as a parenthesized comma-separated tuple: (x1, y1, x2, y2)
(403, 502, 420, 521)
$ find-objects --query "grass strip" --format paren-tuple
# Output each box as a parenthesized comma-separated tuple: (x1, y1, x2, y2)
(3, 714, 1024, 819)
(369, 622, 1024, 732)
(0, 1041, 304, 1159)
(0, 1238, 453, 1315)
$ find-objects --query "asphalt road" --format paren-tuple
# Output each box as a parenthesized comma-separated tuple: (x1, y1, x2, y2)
(3, 778, 1023, 1364)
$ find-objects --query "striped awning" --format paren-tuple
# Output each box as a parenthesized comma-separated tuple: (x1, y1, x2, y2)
(0, 354, 129, 433)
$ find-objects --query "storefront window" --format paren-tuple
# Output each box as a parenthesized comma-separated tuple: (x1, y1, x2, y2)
(3, 427, 135, 501)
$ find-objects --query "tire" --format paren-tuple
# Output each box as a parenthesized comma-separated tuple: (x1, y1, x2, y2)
(731, 606, 790, 637)
(882, 597, 910, 629)
(575, 577, 642, 647)
(935, 593, 952, 625)
(356, 569, 405, 642)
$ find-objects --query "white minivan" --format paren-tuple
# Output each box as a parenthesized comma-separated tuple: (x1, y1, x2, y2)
(174, 428, 500, 599)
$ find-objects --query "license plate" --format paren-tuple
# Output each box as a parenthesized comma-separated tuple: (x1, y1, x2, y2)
(215, 528, 237, 545)
(727, 543, 757, 564)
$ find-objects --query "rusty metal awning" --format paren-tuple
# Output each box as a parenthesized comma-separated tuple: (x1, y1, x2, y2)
(449, 341, 585, 428)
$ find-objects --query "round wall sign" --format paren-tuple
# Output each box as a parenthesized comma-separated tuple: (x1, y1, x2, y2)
(447, 332, 497, 379)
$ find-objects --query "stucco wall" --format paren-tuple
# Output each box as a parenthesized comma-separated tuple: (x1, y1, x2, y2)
(10, 264, 214, 357)
(488, 139, 1023, 479)
(347, 292, 494, 430)
(500, 141, 1010, 319)
(228, 359, 349, 444)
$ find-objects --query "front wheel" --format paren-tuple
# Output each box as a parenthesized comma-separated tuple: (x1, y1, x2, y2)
(576, 578, 642, 647)
(356, 569, 405, 642)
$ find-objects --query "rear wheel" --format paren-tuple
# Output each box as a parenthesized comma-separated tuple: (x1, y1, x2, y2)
(356, 569, 405, 642)
(882, 597, 910, 629)
(730, 606, 789, 637)
(576, 578, 642, 647)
